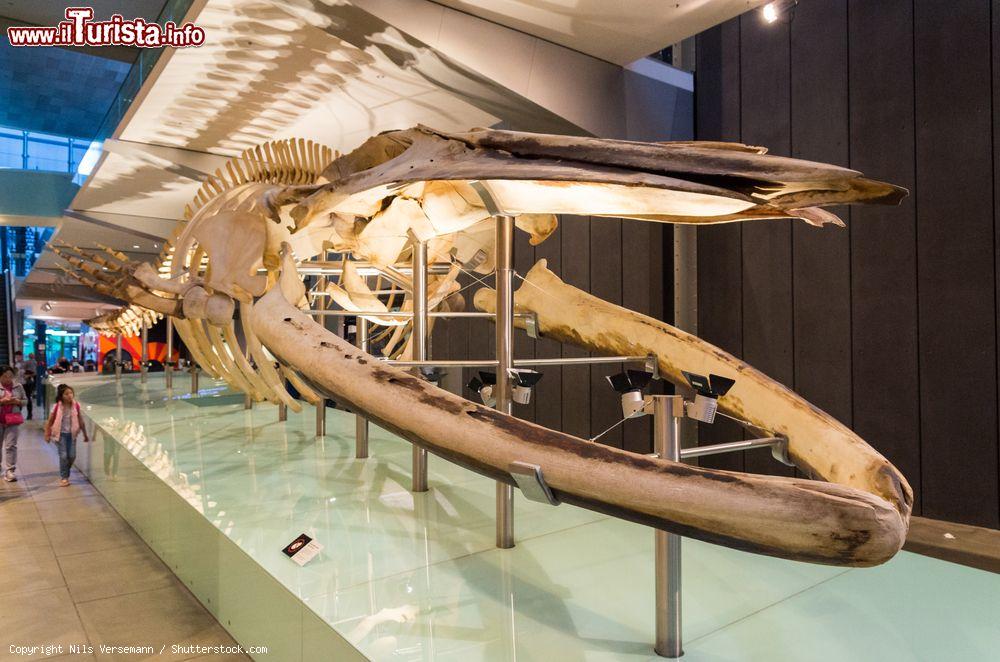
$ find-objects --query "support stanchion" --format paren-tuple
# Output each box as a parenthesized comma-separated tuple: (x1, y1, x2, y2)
(190, 365, 199, 393)
(114, 333, 123, 380)
(355, 318, 370, 458)
(140, 322, 148, 384)
(411, 238, 429, 492)
(495, 214, 515, 549)
(165, 318, 173, 389)
(653, 395, 684, 658)
(314, 275, 326, 436)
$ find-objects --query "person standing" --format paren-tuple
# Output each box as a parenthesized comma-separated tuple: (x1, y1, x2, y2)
(44, 384, 89, 487)
(0, 366, 26, 482)
(34, 353, 46, 412)
(15, 351, 34, 420)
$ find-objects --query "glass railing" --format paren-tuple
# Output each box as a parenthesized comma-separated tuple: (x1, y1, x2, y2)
(0, 126, 92, 175)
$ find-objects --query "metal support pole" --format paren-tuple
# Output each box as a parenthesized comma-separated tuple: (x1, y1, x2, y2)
(114, 333, 122, 380)
(140, 322, 148, 383)
(495, 214, 515, 549)
(653, 395, 684, 658)
(190, 365, 199, 393)
(243, 348, 253, 409)
(314, 275, 326, 436)
(165, 318, 173, 389)
(355, 318, 370, 458)
(411, 239, 429, 492)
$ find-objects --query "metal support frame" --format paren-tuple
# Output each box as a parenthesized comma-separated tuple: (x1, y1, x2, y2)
(383, 355, 652, 369)
(190, 365, 199, 393)
(165, 318, 173, 389)
(679, 436, 783, 460)
(411, 239, 429, 492)
(114, 333, 123, 380)
(140, 322, 148, 384)
(495, 214, 516, 549)
(355, 318, 370, 458)
(653, 395, 684, 658)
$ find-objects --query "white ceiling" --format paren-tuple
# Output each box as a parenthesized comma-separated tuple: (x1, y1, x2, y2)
(430, 0, 769, 64)
(35, 0, 581, 291)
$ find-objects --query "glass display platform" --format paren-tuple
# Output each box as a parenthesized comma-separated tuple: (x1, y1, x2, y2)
(64, 373, 999, 661)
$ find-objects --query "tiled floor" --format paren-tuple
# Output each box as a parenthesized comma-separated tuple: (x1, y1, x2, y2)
(0, 420, 249, 662)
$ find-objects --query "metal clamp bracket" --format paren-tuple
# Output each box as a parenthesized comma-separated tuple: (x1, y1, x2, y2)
(525, 312, 540, 339)
(770, 437, 794, 466)
(509, 461, 560, 506)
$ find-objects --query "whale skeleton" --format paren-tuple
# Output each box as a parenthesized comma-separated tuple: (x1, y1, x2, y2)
(55, 126, 912, 567)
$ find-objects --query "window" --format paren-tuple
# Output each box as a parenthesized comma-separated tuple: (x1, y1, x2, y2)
(25, 131, 70, 172)
(0, 127, 24, 169)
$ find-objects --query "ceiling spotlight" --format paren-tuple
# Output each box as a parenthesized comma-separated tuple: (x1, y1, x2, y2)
(41, 302, 53, 312)
(681, 371, 736, 423)
(508, 369, 543, 405)
(467, 371, 496, 407)
(606, 369, 656, 419)
(132, 245, 140, 249)
(761, 0, 797, 25)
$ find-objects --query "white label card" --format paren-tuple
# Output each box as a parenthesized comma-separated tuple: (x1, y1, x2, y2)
(282, 533, 323, 566)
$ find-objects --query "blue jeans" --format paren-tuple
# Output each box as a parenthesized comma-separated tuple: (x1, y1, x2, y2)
(57, 432, 76, 479)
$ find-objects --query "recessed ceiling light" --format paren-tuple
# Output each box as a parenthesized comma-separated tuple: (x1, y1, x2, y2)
(133, 245, 140, 249)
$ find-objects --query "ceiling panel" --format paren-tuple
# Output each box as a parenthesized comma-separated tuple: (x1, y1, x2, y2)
(431, 0, 769, 64)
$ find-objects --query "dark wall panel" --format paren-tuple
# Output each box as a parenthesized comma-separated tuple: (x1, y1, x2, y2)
(913, 0, 998, 527)
(738, 14, 795, 477)
(695, 20, 745, 472)
(790, 0, 852, 427)
(697, 0, 1000, 528)
(848, 0, 921, 512)
(622, 220, 654, 453)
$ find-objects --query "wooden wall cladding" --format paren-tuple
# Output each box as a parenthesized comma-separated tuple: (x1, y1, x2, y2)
(695, 0, 1000, 528)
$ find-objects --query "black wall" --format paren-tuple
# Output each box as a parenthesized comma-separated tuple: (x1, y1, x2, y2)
(695, 0, 1000, 528)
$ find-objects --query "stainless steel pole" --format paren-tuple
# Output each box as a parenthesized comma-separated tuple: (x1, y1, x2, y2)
(355, 318, 370, 458)
(140, 322, 148, 383)
(165, 318, 173, 389)
(114, 333, 122, 380)
(495, 214, 515, 549)
(654, 395, 683, 658)
(190, 365, 199, 393)
(315, 275, 326, 436)
(411, 239, 429, 492)
(278, 381, 288, 422)
(244, 350, 253, 410)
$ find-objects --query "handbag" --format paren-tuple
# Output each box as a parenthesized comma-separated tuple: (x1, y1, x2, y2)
(1, 387, 23, 426)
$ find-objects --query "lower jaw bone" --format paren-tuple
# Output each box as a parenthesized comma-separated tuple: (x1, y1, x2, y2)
(252, 268, 908, 567)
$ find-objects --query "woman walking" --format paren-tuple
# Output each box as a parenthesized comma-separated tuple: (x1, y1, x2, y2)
(44, 384, 89, 486)
(0, 366, 27, 482)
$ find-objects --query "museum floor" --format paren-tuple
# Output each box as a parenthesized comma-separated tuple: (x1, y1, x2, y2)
(46, 373, 1000, 661)
(0, 420, 249, 662)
